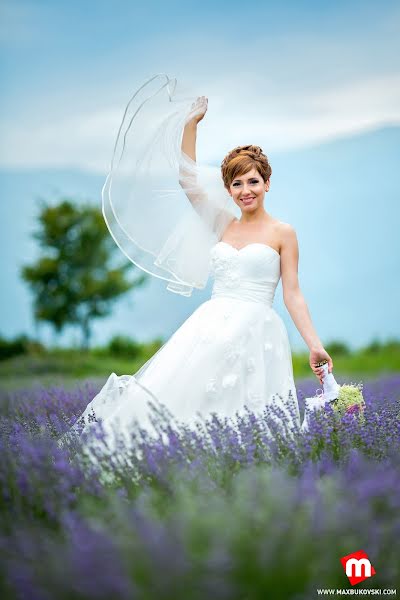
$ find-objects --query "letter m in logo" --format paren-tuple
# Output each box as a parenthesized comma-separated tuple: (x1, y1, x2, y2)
(340, 550, 376, 585)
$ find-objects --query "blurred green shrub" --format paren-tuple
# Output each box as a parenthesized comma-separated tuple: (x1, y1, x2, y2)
(325, 340, 350, 356)
(364, 337, 382, 354)
(363, 337, 400, 354)
(107, 335, 143, 359)
(382, 338, 400, 352)
(0, 334, 45, 361)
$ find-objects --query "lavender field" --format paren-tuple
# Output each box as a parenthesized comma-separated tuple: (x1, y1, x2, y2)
(1, 374, 399, 599)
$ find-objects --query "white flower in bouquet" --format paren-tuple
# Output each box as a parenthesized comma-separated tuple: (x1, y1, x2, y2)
(301, 361, 365, 432)
(332, 382, 366, 418)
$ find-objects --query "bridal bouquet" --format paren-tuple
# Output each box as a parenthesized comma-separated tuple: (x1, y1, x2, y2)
(301, 361, 366, 432)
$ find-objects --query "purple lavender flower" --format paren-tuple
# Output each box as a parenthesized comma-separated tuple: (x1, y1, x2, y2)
(0, 374, 398, 596)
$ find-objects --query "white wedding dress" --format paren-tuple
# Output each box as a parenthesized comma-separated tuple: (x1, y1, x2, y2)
(66, 239, 301, 452)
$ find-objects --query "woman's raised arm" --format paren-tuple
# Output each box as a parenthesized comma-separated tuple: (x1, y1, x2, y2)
(179, 96, 208, 190)
(180, 96, 207, 163)
(178, 96, 233, 235)
(181, 120, 198, 163)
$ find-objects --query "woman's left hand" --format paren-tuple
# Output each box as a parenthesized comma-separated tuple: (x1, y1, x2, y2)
(309, 346, 333, 384)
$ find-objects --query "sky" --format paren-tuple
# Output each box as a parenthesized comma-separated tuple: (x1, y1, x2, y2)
(1, 0, 399, 171)
(0, 0, 399, 352)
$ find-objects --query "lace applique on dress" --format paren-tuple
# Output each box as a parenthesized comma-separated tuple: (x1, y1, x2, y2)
(210, 253, 241, 288)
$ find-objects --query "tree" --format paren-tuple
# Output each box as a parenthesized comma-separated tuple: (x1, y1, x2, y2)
(21, 199, 147, 350)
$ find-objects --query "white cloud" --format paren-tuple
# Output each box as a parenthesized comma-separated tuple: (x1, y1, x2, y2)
(203, 72, 400, 160)
(1, 1, 399, 171)
(1, 72, 399, 172)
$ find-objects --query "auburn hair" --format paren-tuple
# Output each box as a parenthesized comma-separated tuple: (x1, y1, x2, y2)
(220, 144, 272, 189)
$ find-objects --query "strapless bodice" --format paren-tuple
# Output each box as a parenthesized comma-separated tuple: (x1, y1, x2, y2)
(209, 241, 281, 306)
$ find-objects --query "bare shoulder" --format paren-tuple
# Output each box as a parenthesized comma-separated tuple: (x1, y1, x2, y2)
(276, 221, 299, 255)
(277, 221, 297, 241)
(277, 220, 296, 234)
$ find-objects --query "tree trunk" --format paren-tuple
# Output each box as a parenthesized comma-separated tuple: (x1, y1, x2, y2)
(81, 316, 91, 352)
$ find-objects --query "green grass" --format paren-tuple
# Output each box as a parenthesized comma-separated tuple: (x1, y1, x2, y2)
(0, 342, 160, 391)
(292, 345, 400, 378)
(0, 340, 399, 392)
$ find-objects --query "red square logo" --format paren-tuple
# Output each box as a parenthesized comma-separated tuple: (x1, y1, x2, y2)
(340, 550, 376, 585)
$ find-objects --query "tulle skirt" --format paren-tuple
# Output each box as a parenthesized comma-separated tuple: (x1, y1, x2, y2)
(64, 296, 300, 455)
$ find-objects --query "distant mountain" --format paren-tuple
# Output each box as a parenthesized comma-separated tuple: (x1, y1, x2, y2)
(1, 125, 399, 351)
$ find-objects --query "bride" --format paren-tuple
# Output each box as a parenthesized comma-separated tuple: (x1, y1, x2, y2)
(64, 77, 333, 450)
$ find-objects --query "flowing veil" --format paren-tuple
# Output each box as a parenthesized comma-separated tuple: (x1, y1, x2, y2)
(102, 73, 238, 297)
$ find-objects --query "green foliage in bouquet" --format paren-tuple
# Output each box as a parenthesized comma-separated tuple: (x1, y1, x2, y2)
(331, 382, 366, 423)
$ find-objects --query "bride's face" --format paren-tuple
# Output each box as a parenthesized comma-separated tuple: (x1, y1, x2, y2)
(227, 167, 270, 212)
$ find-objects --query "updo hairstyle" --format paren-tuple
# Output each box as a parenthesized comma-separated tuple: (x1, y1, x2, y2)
(220, 144, 272, 190)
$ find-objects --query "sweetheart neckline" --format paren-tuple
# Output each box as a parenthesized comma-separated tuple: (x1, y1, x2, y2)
(216, 241, 280, 258)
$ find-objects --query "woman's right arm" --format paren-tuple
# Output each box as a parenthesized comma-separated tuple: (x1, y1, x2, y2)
(179, 96, 229, 227)
(179, 96, 207, 185)
(180, 120, 198, 164)
(179, 120, 200, 204)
